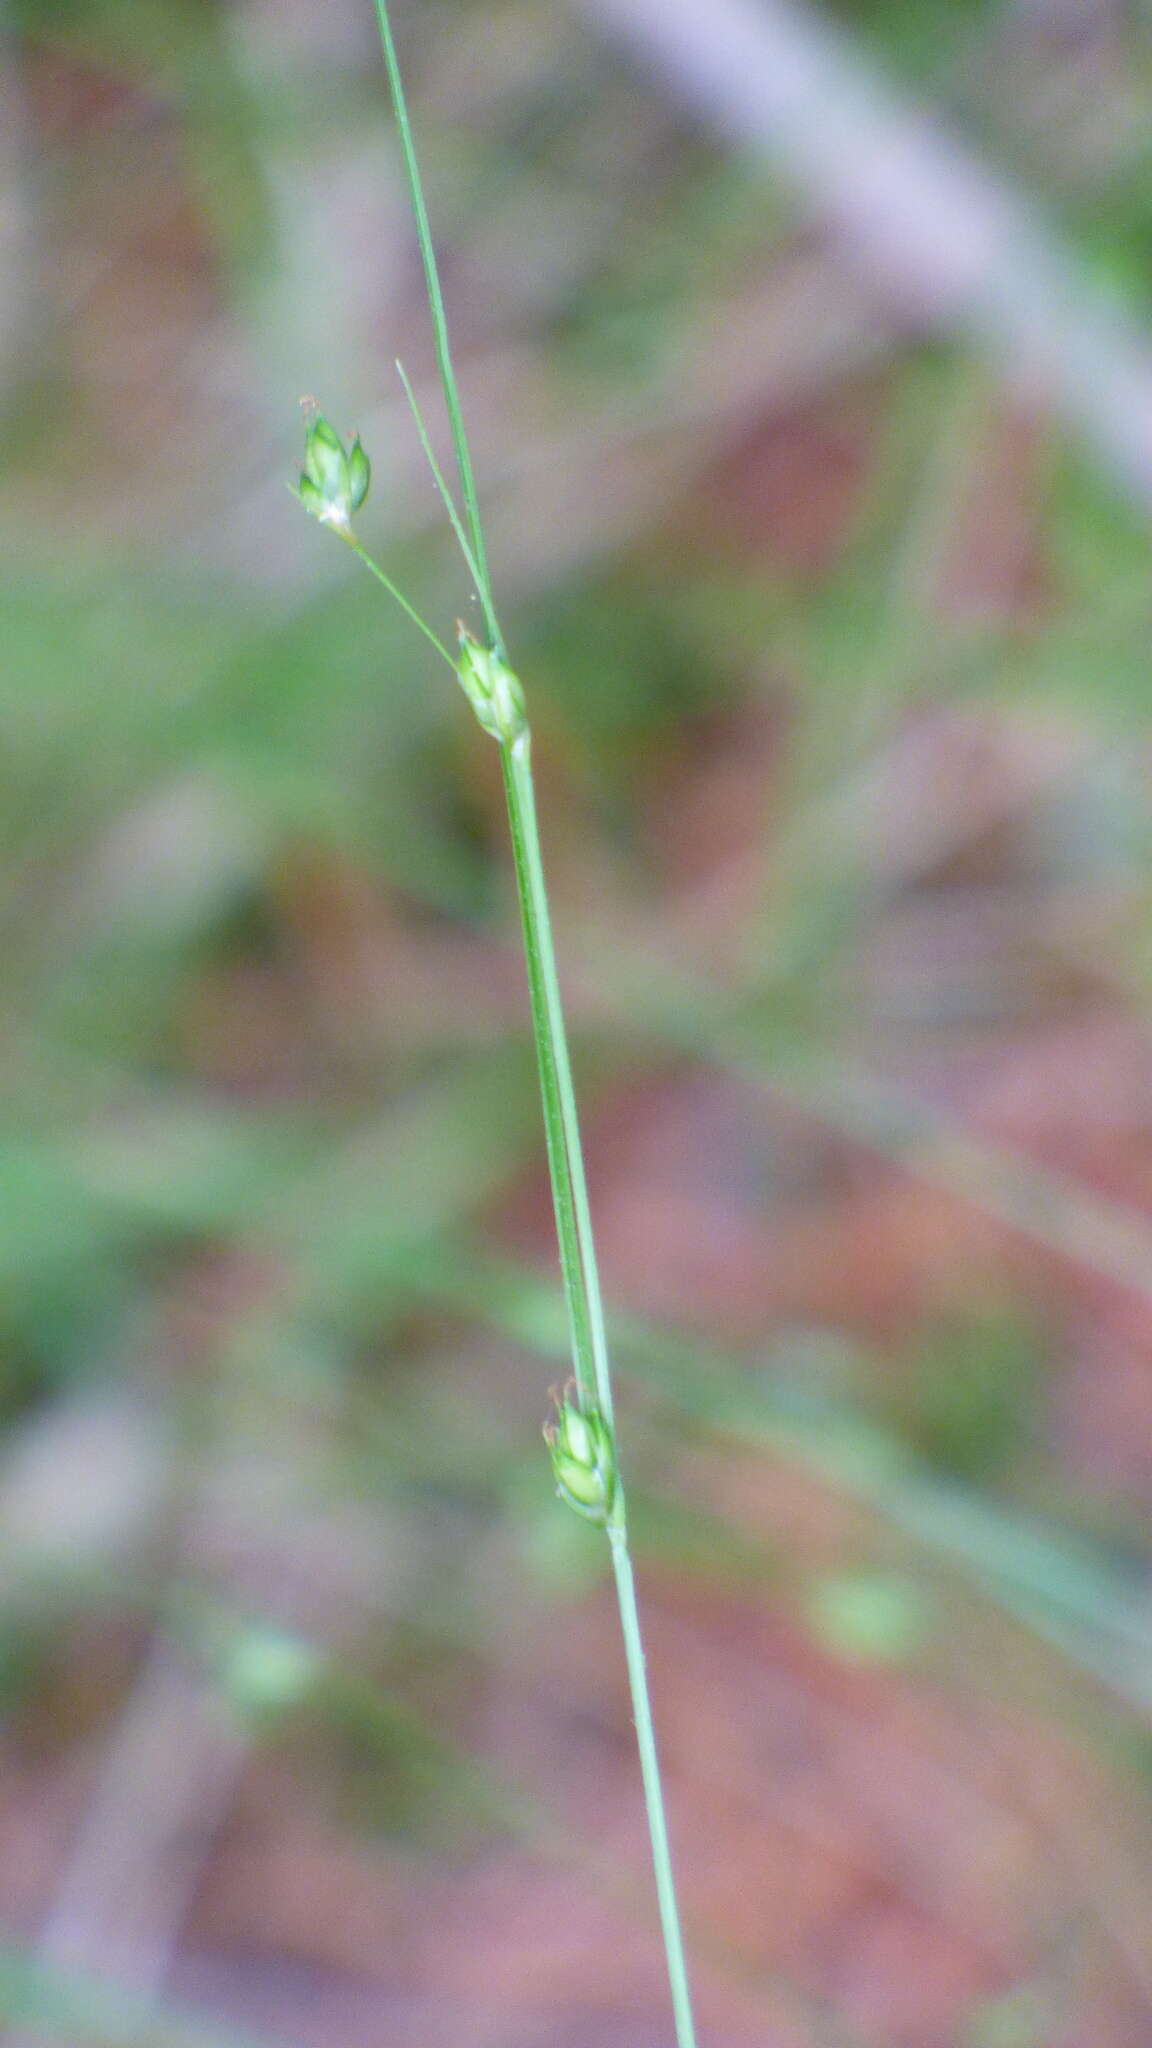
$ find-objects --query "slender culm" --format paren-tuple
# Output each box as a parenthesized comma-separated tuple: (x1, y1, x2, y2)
(293, 11, 700, 2041)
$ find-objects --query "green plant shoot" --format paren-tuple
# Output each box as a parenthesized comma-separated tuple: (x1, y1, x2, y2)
(292, 8, 701, 2043)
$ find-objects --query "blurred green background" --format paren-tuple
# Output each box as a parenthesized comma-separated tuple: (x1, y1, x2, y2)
(5, 1, 1152, 2043)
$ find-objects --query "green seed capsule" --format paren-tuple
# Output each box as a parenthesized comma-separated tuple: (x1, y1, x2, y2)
(295, 409, 371, 535)
(455, 627, 527, 745)
(545, 1389, 616, 1525)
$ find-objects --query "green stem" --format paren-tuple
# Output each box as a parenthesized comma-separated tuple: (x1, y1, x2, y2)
(371, 0, 503, 655)
(341, 533, 455, 668)
(501, 726, 697, 2047)
(507, 739, 615, 1427)
(610, 1522, 698, 2048)
(499, 731, 598, 1411)
(362, 11, 699, 2040)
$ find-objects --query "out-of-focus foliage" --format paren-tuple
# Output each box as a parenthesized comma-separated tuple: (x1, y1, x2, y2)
(5, 1, 1152, 2043)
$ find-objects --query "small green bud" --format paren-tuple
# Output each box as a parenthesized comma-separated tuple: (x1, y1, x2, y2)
(294, 407, 371, 534)
(455, 626, 527, 745)
(545, 1388, 616, 1525)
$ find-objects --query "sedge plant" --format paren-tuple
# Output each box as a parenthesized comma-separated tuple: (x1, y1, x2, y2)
(292, 6, 699, 2044)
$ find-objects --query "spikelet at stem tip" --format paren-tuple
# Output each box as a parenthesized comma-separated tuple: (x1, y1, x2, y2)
(294, 408, 371, 535)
